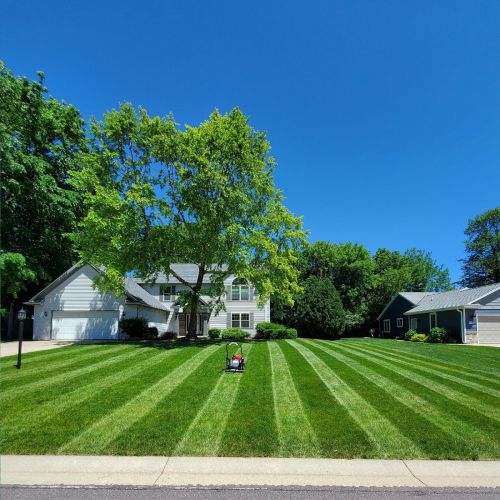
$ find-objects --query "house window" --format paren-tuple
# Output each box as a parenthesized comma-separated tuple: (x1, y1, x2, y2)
(410, 318, 418, 330)
(160, 285, 176, 301)
(383, 319, 391, 333)
(232, 313, 250, 329)
(430, 312, 437, 329)
(231, 278, 250, 301)
(396, 318, 404, 328)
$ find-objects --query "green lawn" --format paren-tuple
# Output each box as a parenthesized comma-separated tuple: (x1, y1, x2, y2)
(1, 338, 499, 459)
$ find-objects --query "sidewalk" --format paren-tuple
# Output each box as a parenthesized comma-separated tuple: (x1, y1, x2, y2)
(1, 456, 499, 488)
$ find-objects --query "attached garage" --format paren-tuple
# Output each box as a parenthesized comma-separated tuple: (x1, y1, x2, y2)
(477, 315, 500, 345)
(52, 310, 119, 340)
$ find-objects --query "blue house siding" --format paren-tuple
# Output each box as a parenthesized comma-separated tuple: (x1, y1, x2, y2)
(378, 295, 414, 338)
(406, 310, 462, 342)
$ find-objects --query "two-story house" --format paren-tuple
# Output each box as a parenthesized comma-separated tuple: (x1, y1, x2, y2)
(26, 263, 270, 340)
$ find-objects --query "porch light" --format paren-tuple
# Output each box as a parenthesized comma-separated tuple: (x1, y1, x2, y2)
(17, 307, 27, 321)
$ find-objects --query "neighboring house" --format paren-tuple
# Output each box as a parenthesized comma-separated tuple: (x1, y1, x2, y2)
(377, 292, 434, 339)
(378, 283, 500, 344)
(25, 263, 270, 340)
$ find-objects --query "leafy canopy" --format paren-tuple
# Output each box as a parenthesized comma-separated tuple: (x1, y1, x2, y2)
(461, 207, 500, 287)
(71, 104, 305, 333)
(0, 61, 86, 311)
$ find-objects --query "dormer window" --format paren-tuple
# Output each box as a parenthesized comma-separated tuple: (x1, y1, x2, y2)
(231, 278, 250, 301)
(160, 285, 176, 301)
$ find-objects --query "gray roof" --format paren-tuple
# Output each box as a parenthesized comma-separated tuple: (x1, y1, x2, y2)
(399, 292, 435, 305)
(134, 263, 229, 284)
(405, 283, 500, 314)
(124, 279, 169, 311)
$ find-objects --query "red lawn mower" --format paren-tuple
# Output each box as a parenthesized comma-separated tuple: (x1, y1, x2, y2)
(225, 342, 245, 372)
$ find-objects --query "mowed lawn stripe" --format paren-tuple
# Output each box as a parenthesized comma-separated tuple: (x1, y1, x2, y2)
(0, 345, 142, 402)
(277, 341, 373, 457)
(290, 340, 417, 457)
(101, 345, 225, 456)
(347, 340, 500, 379)
(343, 340, 500, 388)
(60, 344, 220, 454)
(0, 345, 179, 437)
(343, 342, 500, 423)
(348, 342, 500, 405)
(327, 341, 500, 458)
(174, 344, 254, 457)
(1, 344, 129, 387)
(219, 342, 279, 457)
(311, 340, 485, 458)
(269, 341, 319, 457)
(6, 345, 198, 455)
(0, 343, 107, 368)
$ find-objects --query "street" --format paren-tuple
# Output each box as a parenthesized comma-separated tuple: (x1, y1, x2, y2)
(2, 486, 500, 500)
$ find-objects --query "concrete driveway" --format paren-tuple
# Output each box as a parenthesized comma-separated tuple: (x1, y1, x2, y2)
(0, 340, 75, 358)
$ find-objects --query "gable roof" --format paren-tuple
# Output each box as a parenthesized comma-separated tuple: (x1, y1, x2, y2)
(377, 291, 434, 320)
(405, 283, 500, 314)
(26, 262, 168, 312)
(133, 263, 229, 285)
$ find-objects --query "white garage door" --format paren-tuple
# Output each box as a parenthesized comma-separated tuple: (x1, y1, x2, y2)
(477, 315, 500, 345)
(52, 311, 119, 340)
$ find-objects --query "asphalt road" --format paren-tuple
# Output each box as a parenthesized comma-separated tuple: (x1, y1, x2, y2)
(2, 486, 500, 499)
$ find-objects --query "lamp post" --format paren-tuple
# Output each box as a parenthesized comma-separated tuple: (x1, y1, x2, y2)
(16, 307, 27, 369)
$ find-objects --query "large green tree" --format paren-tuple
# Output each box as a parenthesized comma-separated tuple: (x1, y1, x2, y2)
(368, 248, 452, 327)
(461, 207, 500, 287)
(0, 62, 86, 336)
(71, 105, 305, 337)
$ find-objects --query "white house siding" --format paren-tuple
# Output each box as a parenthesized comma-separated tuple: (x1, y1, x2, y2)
(209, 301, 270, 337)
(33, 265, 124, 340)
(125, 304, 170, 334)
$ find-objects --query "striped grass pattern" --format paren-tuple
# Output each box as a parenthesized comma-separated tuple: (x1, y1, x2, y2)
(0, 339, 499, 458)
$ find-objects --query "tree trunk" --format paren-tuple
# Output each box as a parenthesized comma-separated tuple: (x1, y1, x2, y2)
(186, 296, 198, 339)
(7, 301, 15, 340)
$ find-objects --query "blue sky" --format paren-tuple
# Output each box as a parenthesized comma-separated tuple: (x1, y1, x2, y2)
(2, 0, 499, 282)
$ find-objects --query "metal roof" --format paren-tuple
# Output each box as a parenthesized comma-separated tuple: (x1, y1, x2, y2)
(399, 292, 435, 305)
(405, 283, 500, 314)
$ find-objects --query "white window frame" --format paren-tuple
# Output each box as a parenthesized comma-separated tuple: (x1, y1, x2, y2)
(410, 317, 418, 330)
(231, 279, 250, 301)
(396, 318, 404, 328)
(383, 319, 391, 333)
(231, 312, 250, 329)
(430, 312, 437, 329)
(160, 285, 176, 302)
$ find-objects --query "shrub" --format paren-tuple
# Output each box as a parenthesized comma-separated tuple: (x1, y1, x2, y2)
(428, 327, 449, 343)
(255, 322, 297, 339)
(411, 333, 428, 343)
(159, 331, 176, 340)
(146, 327, 159, 339)
(208, 328, 221, 339)
(221, 328, 249, 340)
(404, 329, 417, 341)
(119, 317, 149, 339)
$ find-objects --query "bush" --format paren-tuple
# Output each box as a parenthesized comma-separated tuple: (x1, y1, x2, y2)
(159, 331, 176, 340)
(208, 328, 221, 339)
(221, 328, 249, 340)
(255, 322, 297, 339)
(411, 333, 428, 343)
(119, 317, 150, 339)
(428, 327, 448, 343)
(404, 329, 417, 341)
(147, 327, 159, 339)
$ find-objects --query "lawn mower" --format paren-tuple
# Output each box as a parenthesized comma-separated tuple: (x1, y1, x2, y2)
(224, 342, 245, 372)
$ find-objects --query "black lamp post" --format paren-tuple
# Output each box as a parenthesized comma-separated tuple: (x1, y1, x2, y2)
(16, 307, 27, 369)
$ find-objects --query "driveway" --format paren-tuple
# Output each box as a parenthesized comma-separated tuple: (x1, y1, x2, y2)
(0, 340, 75, 358)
